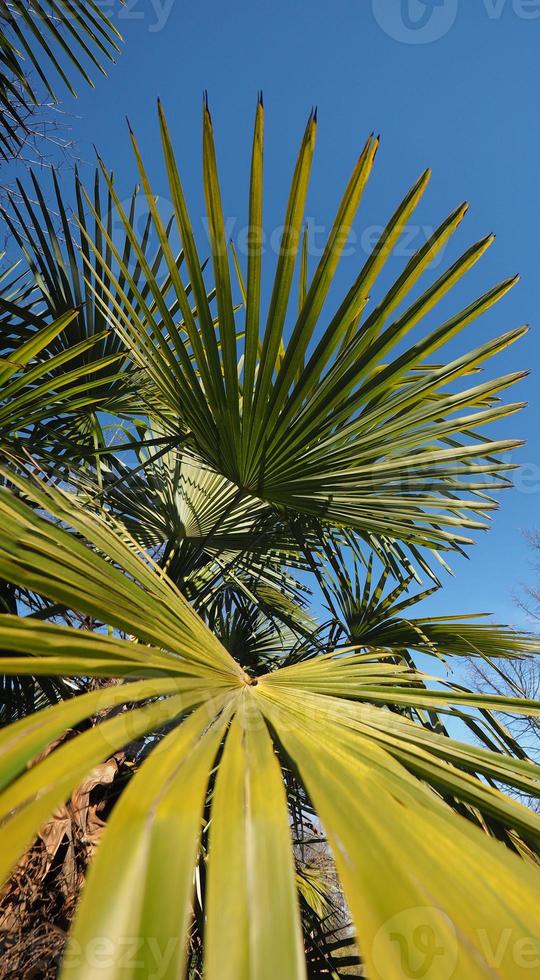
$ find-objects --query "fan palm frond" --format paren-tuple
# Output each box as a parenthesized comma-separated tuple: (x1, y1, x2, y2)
(0, 310, 120, 458)
(0, 0, 122, 160)
(326, 549, 539, 663)
(77, 99, 526, 575)
(0, 472, 540, 978)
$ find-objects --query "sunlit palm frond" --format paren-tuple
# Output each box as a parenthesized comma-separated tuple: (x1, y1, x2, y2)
(325, 549, 539, 664)
(1, 166, 226, 469)
(79, 99, 526, 574)
(0, 472, 540, 978)
(0, 0, 122, 160)
(2, 169, 151, 409)
(80, 437, 312, 603)
(0, 310, 120, 458)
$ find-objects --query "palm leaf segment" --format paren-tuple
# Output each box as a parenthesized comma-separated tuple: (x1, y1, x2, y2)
(83, 98, 526, 564)
(0, 311, 119, 457)
(328, 549, 538, 663)
(88, 440, 312, 612)
(1, 167, 173, 417)
(1, 166, 224, 462)
(0, 171, 210, 467)
(0, 0, 122, 160)
(1, 473, 540, 979)
(97, 441, 290, 554)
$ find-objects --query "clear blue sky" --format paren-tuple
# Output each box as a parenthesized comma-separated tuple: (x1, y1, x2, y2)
(23, 1, 540, 625)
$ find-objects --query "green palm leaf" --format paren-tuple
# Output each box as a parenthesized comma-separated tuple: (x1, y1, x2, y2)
(0, 310, 120, 456)
(80, 100, 526, 567)
(0, 0, 122, 160)
(77, 436, 312, 615)
(326, 549, 539, 662)
(1, 472, 540, 978)
(1, 172, 218, 477)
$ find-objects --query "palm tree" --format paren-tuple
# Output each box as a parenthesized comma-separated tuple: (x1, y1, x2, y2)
(1, 100, 540, 979)
(0, 0, 122, 161)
